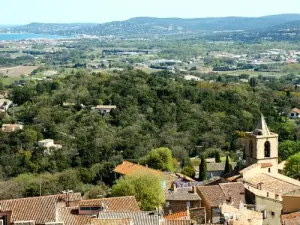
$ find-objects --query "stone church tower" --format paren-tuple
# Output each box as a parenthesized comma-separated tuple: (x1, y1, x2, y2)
(245, 114, 278, 173)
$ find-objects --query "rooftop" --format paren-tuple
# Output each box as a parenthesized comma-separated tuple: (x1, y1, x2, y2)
(281, 212, 300, 225)
(0, 193, 82, 224)
(161, 220, 191, 225)
(58, 207, 92, 225)
(283, 189, 300, 197)
(164, 210, 188, 220)
(166, 187, 201, 201)
(79, 196, 140, 211)
(197, 183, 245, 208)
(97, 211, 161, 225)
(114, 161, 163, 177)
(244, 173, 300, 195)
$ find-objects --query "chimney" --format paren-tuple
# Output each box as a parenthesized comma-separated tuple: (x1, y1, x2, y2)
(187, 207, 190, 219)
(192, 185, 197, 194)
(173, 184, 177, 193)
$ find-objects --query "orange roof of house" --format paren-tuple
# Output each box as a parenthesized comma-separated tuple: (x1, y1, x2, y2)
(161, 220, 191, 225)
(281, 212, 300, 225)
(58, 207, 92, 225)
(114, 161, 163, 176)
(291, 108, 300, 114)
(0, 193, 82, 224)
(164, 210, 188, 220)
(79, 196, 140, 211)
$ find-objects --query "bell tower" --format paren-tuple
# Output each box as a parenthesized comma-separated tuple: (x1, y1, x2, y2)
(245, 114, 278, 173)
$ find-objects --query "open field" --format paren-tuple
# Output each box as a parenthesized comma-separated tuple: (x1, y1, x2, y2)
(0, 66, 38, 77)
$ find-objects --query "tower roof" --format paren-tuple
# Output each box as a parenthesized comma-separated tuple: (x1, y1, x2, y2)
(253, 114, 271, 136)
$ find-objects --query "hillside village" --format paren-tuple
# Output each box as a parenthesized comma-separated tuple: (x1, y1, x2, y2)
(0, 115, 298, 225)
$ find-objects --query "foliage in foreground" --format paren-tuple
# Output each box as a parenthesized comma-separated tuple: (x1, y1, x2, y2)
(111, 172, 165, 210)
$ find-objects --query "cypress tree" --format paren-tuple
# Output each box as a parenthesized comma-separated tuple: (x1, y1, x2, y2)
(215, 151, 221, 163)
(224, 155, 233, 174)
(199, 156, 207, 181)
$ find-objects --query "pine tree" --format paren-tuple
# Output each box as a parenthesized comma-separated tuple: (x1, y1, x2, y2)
(199, 156, 207, 181)
(224, 155, 233, 174)
(215, 151, 221, 163)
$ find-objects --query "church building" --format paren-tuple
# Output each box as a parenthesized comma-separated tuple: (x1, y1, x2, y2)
(240, 115, 300, 225)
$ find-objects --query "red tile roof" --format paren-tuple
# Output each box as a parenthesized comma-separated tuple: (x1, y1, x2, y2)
(0, 193, 82, 224)
(164, 210, 188, 220)
(79, 196, 140, 211)
(281, 212, 300, 225)
(162, 220, 191, 225)
(197, 183, 245, 208)
(58, 207, 92, 225)
(291, 108, 300, 114)
(114, 161, 163, 176)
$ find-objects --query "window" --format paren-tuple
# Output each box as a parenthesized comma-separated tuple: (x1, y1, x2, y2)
(249, 140, 253, 157)
(166, 202, 170, 208)
(262, 210, 267, 219)
(186, 201, 191, 208)
(291, 113, 295, 117)
(264, 141, 271, 158)
(271, 212, 275, 216)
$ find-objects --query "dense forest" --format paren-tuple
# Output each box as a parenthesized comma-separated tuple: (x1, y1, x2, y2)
(0, 69, 299, 198)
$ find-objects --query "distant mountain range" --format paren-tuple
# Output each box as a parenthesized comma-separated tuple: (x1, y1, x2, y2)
(2, 14, 300, 37)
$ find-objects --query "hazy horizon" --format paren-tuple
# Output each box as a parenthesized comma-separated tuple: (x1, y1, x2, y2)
(1, 0, 300, 25)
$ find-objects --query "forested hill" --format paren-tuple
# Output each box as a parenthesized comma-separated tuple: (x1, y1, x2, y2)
(1, 69, 299, 181)
(4, 14, 300, 36)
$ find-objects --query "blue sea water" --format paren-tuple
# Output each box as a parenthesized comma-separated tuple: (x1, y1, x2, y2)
(0, 33, 70, 41)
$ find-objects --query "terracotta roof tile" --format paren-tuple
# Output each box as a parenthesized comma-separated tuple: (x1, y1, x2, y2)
(97, 211, 161, 225)
(79, 196, 140, 211)
(219, 183, 245, 207)
(245, 173, 300, 194)
(0, 193, 82, 224)
(291, 108, 300, 114)
(114, 161, 163, 176)
(164, 210, 188, 220)
(162, 220, 191, 225)
(197, 185, 225, 207)
(197, 183, 245, 208)
(282, 212, 300, 225)
(58, 207, 92, 225)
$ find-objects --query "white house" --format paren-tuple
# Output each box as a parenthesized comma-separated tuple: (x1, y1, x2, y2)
(38, 139, 62, 152)
(92, 105, 116, 114)
(288, 108, 300, 119)
(1, 124, 23, 133)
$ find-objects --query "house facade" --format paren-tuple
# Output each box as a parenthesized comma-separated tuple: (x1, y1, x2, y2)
(164, 186, 201, 214)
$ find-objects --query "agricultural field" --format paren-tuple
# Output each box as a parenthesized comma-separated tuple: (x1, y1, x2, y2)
(0, 66, 38, 77)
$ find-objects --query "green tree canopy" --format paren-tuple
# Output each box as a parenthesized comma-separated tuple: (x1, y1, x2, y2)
(284, 152, 300, 179)
(111, 172, 165, 210)
(199, 156, 207, 181)
(224, 155, 233, 174)
(143, 147, 175, 172)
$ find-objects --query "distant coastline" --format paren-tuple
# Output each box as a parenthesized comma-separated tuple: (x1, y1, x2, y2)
(0, 33, 72, 41)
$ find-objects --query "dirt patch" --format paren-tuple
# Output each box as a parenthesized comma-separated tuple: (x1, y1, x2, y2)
(0, 66, 38, 78)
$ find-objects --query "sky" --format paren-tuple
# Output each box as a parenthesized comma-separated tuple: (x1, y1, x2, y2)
(1, 0, 300, 25)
